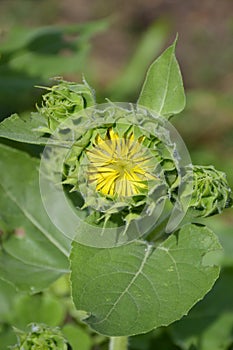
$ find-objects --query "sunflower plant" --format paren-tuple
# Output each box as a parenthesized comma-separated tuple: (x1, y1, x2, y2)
(0, 38, 232, 350)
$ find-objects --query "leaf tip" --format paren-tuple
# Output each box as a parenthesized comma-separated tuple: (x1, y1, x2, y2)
(171, 33, 179, 50)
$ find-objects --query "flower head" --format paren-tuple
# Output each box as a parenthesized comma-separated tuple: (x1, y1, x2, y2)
(86, 128, 156, 198)
(40, 103, 198, 245)
(59, 104, 179, 236)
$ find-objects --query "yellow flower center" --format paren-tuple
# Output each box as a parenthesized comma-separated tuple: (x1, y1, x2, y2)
(86, 128, 156, 197)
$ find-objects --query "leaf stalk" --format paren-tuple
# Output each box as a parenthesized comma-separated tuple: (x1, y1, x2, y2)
(109, 336, 128, 350)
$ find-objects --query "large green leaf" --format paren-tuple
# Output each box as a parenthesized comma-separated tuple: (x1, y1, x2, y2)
(138, 38, 185, 118)
(71, 224, 221, 336)
(0, 113, 48, 144)
(0, 144, 70, 291)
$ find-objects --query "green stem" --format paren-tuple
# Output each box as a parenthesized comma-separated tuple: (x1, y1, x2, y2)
(109, 336, 128, 350)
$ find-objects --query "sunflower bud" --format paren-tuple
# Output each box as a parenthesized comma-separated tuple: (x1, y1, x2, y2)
(40, 102, 194, 246)
(179, 165, 232, 217)
(37, 79, 95, 132)
(10, 324, 71, 350)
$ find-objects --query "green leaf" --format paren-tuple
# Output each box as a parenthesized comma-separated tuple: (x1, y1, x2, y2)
(0, 26, 32, 53)
(0, 21, 109, 52)
(0, 113, 49, 144)
(12, 294, 66, 329)
(138, 37, 185, 118)
(62, 324, 92, 350)
(9, 50, 89, 80)
(170, 268, 233, 350)
(0, 252, 66, 293)
(70, 224, 221, 336)
(0, 279, 17, 322)
(0, 144, 70, 291)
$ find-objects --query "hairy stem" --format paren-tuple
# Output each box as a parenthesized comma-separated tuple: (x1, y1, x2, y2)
(109, 336, 128, 350)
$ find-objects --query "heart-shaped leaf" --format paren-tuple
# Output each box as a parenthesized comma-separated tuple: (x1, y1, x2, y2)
(71, 224, 221, 336)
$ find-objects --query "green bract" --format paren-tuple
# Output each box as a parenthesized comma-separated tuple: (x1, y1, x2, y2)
(37, 79, 95, 132)
(10, 324, 70, 350)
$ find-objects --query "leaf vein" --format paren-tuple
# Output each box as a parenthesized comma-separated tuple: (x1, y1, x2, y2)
(93, 244, 154, 325)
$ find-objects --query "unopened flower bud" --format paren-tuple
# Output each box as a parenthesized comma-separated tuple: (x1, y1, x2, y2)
(10, 323, 71, 350)
(37, 79, 95, 132)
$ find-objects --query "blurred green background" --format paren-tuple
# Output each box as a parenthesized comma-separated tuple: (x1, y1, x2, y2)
(0, 0, 232, 349)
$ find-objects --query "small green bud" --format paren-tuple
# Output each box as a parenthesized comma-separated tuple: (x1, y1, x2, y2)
(10, 323, 71, 350)
(37, 79, 95, 132)
(184, 165, 232, 217)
